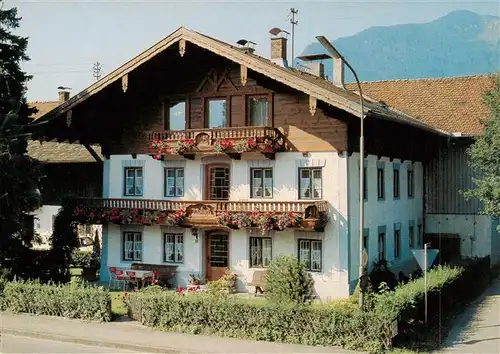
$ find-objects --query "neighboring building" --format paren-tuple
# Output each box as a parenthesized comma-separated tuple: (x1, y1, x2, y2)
(31, 27, 489, 299)
(28, 99, 103, 249)
(349, 75, 500, 266)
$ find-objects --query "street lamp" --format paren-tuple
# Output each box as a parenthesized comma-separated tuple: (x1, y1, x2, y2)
(315, 36, 367, 310)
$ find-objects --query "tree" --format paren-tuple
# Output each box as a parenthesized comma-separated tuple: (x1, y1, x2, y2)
(0, 2, 42, 269)
(465, 74, 500, 216)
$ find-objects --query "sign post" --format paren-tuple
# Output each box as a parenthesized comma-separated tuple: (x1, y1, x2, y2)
(411, 243, 439, 324)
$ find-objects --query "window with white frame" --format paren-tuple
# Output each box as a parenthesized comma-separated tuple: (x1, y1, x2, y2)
(394, 229, 401, 258)
(124, 167, 143, 196)
(298, 239, 322, 271)
(251, 168, 273, 199)
(123, 232, 142, 261)
(299, 168, 322, 200)
(378, 232, 386, 261)
(164, 233, 184, 263)
(377, 168, 385, 199)
(165, 168, 184, 197)
(249, 237, 272, 267)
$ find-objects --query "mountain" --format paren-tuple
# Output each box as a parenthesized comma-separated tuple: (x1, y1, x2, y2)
(299, 10, 500, 82)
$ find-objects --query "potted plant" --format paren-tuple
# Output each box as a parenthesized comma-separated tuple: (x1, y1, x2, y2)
(188, 273, 201, 285)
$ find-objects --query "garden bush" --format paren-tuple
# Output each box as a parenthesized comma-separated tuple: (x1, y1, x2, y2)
(1, 278, 111, 321)
(264, 255, 314, 304)
(70, 249, 97, 268)
(127, 289, 387, 353)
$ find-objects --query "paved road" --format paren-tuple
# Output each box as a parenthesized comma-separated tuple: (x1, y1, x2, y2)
(439, 277, 500, 353)
(0, 334, 136, 353)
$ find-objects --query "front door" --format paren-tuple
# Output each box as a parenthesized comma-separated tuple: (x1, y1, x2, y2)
(206, 232, 229, 281)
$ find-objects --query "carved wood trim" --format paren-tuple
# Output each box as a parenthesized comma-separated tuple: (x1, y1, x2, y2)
(240, 65, 248, 86)
(309, 95, 317, 116)
(122, 74, 128, 93)
(179, 38, 186, 57)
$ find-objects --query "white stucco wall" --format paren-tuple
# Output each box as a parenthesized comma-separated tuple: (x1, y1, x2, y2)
(425, 214, 493, 260)
(101, 152, 351, 299)
(347, 154, 423, 287)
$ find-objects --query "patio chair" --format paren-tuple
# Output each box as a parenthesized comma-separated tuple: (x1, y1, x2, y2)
(126, 270, 140, 290)
(108, 266, 117, 289)
(144, 270, 159, 286)
(114, 270, 128, 291)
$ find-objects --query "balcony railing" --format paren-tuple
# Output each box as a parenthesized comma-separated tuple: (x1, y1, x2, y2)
(77, 198, 327, 215)
(146, 126, 279, 142)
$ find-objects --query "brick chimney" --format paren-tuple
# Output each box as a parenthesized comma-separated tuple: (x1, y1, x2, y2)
(270, 37, 288, 67)
(58, 90, 70, 103)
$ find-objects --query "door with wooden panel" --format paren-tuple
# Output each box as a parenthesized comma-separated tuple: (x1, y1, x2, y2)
(206, 232, 229, 281)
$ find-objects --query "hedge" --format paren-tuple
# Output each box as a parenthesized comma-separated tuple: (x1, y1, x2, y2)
(0, 278, 111, 322)
(126, 288, 389, 353)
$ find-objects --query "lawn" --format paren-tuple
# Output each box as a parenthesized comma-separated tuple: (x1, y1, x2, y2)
(110, 290, 127, 317)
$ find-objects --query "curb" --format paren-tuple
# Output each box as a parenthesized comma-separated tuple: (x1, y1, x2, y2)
(1, 328, 193, 353)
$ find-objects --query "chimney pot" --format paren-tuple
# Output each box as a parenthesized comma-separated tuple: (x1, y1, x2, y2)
(58, 91, 70, 103)
(270, 37, 288, 67)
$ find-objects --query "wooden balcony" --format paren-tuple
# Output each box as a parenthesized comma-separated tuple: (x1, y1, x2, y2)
(74, 198, 327, 230)
(145, 126, 283, 160)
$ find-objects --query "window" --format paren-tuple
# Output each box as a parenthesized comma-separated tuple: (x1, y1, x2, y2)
(166, 101, 186, 131)
(377, 168, 385, 199)
(123, 232, 142, 261)
(378, 232, 385, 261)
(251, 168, 273, 198)
(298, 239, 322, 271)
(124, 167, 143, 196)
(165, 168, 184, 197)
(409, 225, 415, 249)
(164, 233, 184, 263)
(249, 97, 268, 126)
(408, 170, 414, 197)
(299, 168, 322, 200)
(363, 233, 369, 261)
(209, 166, 230, 200)
(393, 169, 400, 198)
(394, 229, 401, 258)
(249, 237, 272, 267)
(206, 99, 226, 128)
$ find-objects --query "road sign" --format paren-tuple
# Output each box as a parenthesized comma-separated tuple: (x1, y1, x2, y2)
(411, 249, 439, 271)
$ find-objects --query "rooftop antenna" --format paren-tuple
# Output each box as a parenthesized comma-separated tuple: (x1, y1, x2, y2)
(287, 8, 298, 68)
(92, 62, 102, 81)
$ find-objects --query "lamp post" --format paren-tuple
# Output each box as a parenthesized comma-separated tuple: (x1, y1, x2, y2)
(315, 36, 366, 310)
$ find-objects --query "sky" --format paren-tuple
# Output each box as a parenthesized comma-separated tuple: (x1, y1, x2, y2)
(4, 0, 499, 101)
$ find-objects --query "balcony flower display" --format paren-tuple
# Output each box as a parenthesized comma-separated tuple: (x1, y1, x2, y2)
(72, 206, 186, 226)
(263, 136, 284, 153)
(213, 138, 234, 153)
(150, 139, 168, 153)
(169, 139, 195, 155)
(275, 212, 302, 231)
(234, 137, 257, 153)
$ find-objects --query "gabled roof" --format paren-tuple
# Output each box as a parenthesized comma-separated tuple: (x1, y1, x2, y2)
(347, 75, 497, 136)
(35, 27, 447, 136)
(29, 101, 58, 120)
(27, 140, 102, 163)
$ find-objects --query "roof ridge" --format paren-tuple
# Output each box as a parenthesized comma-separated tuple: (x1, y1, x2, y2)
(357, 74, 496, 84)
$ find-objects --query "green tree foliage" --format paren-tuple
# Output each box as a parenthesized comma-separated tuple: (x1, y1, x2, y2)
(264, 254, 314, 305)
(465, 74, 500, 216)
(0, 2, 42, 269)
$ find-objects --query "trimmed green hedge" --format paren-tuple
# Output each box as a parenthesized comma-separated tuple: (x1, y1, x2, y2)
(128, 289, 388, 353)
(0, 278, 111, 322)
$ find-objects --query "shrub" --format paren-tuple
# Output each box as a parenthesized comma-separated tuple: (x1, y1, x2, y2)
(264, 255, 314, 305)
(71, 249, 98, 268)
(127, 290, 386, 353)
(1, 278, 111, 321)
(205, 269, 237, 295)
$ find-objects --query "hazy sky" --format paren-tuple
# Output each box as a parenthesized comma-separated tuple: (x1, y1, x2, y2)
(5, 0, 499, 101)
